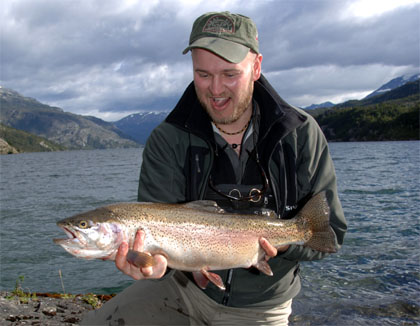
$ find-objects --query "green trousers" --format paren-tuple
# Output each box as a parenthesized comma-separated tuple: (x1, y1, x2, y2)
(81, 271, 292, 326)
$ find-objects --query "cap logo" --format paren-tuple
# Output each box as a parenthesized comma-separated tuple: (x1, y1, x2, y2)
(202, 15, 234, 34)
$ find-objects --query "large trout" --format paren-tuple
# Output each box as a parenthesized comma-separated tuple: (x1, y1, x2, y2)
(54, 191, 337, 290)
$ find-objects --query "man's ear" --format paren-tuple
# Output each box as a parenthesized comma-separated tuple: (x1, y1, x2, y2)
(253, 53, 263, 81)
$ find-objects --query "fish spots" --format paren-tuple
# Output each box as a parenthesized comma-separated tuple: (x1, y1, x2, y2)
(55, 193, 336, 270)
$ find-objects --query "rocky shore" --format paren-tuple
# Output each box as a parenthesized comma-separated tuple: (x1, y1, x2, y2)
(0, 138, 18, 154)
(0, 291, 114, 325)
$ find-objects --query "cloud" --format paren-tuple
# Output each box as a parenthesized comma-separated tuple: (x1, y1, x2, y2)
(265, 63, 417, 106)
(256, 1, 419, 70)
(1, 0, 419, 120)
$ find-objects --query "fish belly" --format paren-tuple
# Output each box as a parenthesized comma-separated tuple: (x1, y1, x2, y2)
(145, 223, 262, 272)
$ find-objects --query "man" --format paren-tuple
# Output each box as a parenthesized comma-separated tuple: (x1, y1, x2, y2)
(82, 11, 347, 325)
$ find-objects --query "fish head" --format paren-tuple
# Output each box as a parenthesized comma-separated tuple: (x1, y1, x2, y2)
(53, 207, 126, 260)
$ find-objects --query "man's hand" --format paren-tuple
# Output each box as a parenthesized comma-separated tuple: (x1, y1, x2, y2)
(115, 230, 167, 280)
(259, 237, 289, 260)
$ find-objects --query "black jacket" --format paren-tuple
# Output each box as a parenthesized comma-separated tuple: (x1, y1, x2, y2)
(138, 75, 347, 306)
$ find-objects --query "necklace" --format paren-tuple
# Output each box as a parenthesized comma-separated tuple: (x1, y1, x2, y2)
(215, 117, 251, 136)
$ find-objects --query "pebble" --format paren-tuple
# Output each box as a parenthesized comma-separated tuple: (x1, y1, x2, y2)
(42, 307, 57, 316)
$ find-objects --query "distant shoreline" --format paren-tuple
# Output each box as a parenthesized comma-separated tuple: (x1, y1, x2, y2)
(1, 139, 418, 155)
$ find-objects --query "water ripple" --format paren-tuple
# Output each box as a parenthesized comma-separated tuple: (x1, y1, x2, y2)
(1, 142, 419, 325)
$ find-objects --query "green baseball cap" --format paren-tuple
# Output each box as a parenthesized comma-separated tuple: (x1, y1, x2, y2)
(182, 11, 259, 63)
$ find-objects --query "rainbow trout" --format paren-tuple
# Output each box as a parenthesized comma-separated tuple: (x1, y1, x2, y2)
(54, 191, 337, 290)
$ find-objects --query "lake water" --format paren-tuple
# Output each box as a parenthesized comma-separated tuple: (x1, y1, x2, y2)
(0, 142, 419, 325)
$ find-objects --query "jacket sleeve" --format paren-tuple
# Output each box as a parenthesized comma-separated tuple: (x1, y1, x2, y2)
(279, 111, 347, 262)
(137, 122, 188, 203)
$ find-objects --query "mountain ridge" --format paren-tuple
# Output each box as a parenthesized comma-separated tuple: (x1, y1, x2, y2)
(114, 112, 169, 144)
(312, 80, 419, 141)
(0, 87, 138, 150)
(304, 101, 335, 110)
(364, 73, 420, 99)
(0, 123, 65, 154)
(1, 73, 418, 153)
(304, 73, 419, 111)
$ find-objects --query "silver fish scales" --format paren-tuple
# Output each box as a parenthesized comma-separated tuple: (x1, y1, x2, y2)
(54, 191, 337, 289)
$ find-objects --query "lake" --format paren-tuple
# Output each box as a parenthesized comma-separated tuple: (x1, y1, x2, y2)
(0, 141, 419, 325)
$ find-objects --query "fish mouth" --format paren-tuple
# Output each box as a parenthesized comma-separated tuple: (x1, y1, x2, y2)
(53, 226, 80, 246)
(53, 224, 115, 259)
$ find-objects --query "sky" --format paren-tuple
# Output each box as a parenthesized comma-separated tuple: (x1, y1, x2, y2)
(1, 0, 419, 121)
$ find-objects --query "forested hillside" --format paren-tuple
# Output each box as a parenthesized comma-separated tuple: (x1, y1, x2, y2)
(312, 81, 419, 141)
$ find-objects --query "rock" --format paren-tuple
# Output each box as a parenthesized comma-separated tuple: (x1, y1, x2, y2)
(63, 316, 79, 323)
(42, 306, 57, 316)
(0, 138, 18, 154)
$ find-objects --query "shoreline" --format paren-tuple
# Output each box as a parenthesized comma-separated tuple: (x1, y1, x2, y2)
(0, 291, 114, 325)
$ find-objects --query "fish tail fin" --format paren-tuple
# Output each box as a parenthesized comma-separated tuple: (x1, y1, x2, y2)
(300, 192, 338, 253)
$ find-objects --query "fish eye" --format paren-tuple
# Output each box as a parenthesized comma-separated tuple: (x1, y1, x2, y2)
(78, 220, 89, 229)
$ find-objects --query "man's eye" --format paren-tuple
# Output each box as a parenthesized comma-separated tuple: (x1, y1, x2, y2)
(225, 72, 238, 78)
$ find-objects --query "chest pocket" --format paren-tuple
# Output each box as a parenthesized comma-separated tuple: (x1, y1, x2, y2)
(183, 146, 209, 201)
(271, 141, 298, 219)
(204, 146, 276, 213)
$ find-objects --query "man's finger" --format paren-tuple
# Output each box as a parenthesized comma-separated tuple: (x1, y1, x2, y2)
(133, 229, 145, 252)
(115, 242, 129, 271)
(141, 266, 154, 277)
(260, 237, 278, 257)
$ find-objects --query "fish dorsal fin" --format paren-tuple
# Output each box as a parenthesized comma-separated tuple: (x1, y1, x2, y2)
(184, 200, 225, 214)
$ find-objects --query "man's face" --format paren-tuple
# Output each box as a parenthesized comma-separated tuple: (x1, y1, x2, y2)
(192, 49, 262, 125)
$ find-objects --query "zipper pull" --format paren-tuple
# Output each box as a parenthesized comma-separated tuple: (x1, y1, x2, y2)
(195, 154, 201, 173)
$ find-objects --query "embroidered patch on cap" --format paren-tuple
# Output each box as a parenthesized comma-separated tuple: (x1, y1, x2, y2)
(202, 15, 234, 34)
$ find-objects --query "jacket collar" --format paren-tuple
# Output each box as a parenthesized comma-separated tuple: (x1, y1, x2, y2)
(165, 74, 307, 144)
(166, 81, 215, 142)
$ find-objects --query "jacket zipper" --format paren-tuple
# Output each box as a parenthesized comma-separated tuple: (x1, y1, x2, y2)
(220, 147, 281, 306)
(198, 140, 215, 200)
(195, 154, 201, 173)
(200, 142, 234, 306)
(222, 269, 234, 305)
(268, 146, 281, 217)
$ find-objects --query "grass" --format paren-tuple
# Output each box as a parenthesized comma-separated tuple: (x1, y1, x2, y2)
(6, 275, 37, 304)
(5, 272, 109, 309)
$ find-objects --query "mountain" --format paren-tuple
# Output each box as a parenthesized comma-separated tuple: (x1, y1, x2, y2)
(364, 73, 420, 99)
(0, 123, 65, 154)
(304, 101, 335, 110)
(335, 80, 420, 109)
(307, 74, 419, 116)
(114, 112, 168, 144)
(313, 80, 419, 141)
(114, 79, 419, 144)
(0, 87, 138, 150)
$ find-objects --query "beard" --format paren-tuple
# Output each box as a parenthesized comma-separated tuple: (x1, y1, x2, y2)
(196, 73, 254, 125)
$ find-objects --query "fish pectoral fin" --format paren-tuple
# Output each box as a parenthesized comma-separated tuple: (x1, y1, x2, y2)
(126, 249, 155, 268)
(254, 260, 273, 276)
(195, 269, 226, 291)
(192, 271, 209, 289)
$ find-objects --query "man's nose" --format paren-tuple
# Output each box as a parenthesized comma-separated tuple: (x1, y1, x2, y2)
(209, 76, 224, 95)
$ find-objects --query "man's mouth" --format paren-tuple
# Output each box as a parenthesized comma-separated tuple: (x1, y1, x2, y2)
(211, 97, 230, 110)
